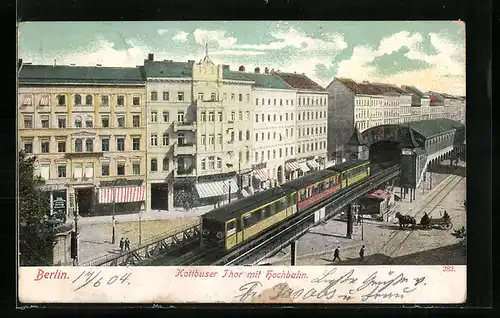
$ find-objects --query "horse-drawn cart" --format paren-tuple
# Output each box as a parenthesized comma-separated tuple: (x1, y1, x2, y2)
(419, 216, 453, 230)
(395, 212, 453, 230)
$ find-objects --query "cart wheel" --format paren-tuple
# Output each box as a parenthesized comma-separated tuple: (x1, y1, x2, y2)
(444, 222, 452, 230)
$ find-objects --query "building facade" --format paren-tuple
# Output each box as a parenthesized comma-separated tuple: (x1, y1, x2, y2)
(18, 63, 147, 217)
(275, 72, 328, 174)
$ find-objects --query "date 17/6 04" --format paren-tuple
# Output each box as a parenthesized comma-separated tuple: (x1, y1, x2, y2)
(72, 270, 132, 291)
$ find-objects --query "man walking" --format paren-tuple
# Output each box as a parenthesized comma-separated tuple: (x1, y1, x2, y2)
(333, 246, 341, 262)
(119, 238, 124, 252)
(125, 238, 131, 251)
(359, 245, 365, 261)
(356, 214, 362, 225)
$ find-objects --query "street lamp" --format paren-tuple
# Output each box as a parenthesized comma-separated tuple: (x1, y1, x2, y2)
(112, 189, 116, 245)
(228, 180, 232, 203)
(139, 210, 142, 246)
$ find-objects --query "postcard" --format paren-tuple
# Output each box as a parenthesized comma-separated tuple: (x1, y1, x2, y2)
(17, 21, 466, 304)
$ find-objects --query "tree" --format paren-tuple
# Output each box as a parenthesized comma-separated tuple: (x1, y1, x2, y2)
(451, 227, 467, 255)
(19, 150, 56, 266)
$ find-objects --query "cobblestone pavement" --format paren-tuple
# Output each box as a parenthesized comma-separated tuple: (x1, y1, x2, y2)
(266, 160, 466, 266)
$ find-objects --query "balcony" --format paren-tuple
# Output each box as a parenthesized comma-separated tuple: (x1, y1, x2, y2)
(173, 121, 196, 132)
(174, 142, 195, 156)
(174, 165, 196, 177)
(65, 151, 103, 158)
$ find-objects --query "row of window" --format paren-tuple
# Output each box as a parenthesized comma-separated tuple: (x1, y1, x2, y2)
(296, 141, 327, 154)
(21, 94, 141, 107)
(297, 111, 327, 121)
(150, 91, 252, 103)
(22, 114, 141, 129)
(200, 157, 223, 170)
(255, 129, 293, 142)
(256, 98, 295, 107)
(23, 137, 142, 154)
(199, 130, 250, 145)
(254, 147, 294, 162)
(200, 110, 250, 122)
(297, 126, 327, 137)
(150, 110, 184, 123)
(355, 99, 401, 107)
(40, 161, 142, 179)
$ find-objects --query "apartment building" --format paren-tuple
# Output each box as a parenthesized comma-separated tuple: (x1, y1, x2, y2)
(246, 67, 297, 187)
(18, 62, 147, 217)
(275, 72, 328, 175)
(402, 85, 430, 120)
(428, 92, 446, 119)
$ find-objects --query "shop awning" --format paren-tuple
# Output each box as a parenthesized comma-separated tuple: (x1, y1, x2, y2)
(298, 162, 310, 173)
(253, 169, 270, 182)
(307, 160, 320, 169)
(285, 162, 300, 172)
(195, 178, 239, 199)
(98, 185, 146, 204)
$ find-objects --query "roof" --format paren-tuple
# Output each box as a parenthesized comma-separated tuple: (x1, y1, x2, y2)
(333, 78, 406, 96)
(203, 186, 295, 222)
(402, 85, 429, 98)
(18, 64, 145, 85)
(100, 179, 144, 187)
(327, 159, 370, 172)
(221, 70, 254, 82)
(275, 72, 326, 92)
(236, 71, 291, 89)
(407, 119, 465, 139)
(142, 60, 193, 78)
(367, 189, 392, 199)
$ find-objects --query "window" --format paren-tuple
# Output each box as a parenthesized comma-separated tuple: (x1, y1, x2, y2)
(268, 99, 271, 105)
(133, 137, 140, 150)
(273, 132, 276, 139)
(291, 100, 294, 106)
(246, 111, 250, 120)
(117, 137, 125, 151)
(246, 130, 250, 140)
(261, 114, 264, 122)
(255, 114, 259, 122)
(163, 92, 169, 101)
(286, 100, 289, 106)
(201, 159, 206, 170)
(197, 93, 204, 100)
(133, 96, 140, 106)
(274, 99, 277, 106)
(231, 131, 235, 142)
(239, 130, 243, 141)
(41, 140, 50, 153)
(74, 163, 83, 179)
(23, 115, 33, 128)
(101, 116, 109, 128)
(177, 111, 184, 122)
(133, 163, 140, 175)
(267, 115, 271, 122)
(85, 116, 93, 128)
(151, 91, 158, 101)
(261, 132, 264, 140)
(255, 133, 259, 141)
(201, 135, 206, 145)
(163, 111, 170, 122)
(285, 148, 288, 156)
(41, 116, 49, 128)
(255, 152, 259, 162)
(85, 139, 93, 152)
(217, 134, 222, 144)
(151, 111, 158, 122)
(177, 91, 184, 101)
(239, 111, 243, 121)
(231, 93, 235, 101)
(150, 134, 157, 146)
(161, 157, 169, 171)
(133, 115, 140, 127)
(117, 95, 125, 106)
(255, 98, 259, 105)
(216, 157, 222, 168)
(117, 162, 125, 175)
(262, 98, 265, 105)
(280, 115, 282, 121)
(101, 163, 110, 177)
(239, 94, 243, 102)
(75, 139, 83, 152)
(74, 94, 82, 105)
(101, 95, 109, 106)
(230, 112, 235, 122)
(274, 114, 277, 121)
(222, 93, 227, 100)
(58, 165, 67, 178)
(208, 112, 215, 121)
(85, 163, 93, 179)
(101, 138, 109, 152)
(208, 157, 215, 169)
(291, 113, 294, 121)
(57, 95, 66, 106)
(57, 141, 66, 153)
(280, 99, 283, 106)
(246, 94, 250, 102)
(117, 116, 125, 128)
(85, 95, 93, 105)
(211, 93, 216, 101)
(261, 151, 264, 162)
(217, 112, 222, 121)
(273, 149, 276, 159)
(209, 134, 214, 145)
(267, 150, 271, 160)
(57, 117, 66, 128)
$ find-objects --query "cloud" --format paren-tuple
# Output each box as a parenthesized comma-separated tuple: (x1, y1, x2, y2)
(157, 29, 169, 35)
(172, 31, 189, 43)
(193, 29, 237, 49)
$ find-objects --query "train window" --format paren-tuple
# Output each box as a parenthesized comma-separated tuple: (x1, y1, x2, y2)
(227, 220, 236, 231)
(292, 193, 298, 205)
(274, 201, 281, 214)
(236, 219, 243, 232)
(299, 190, 307, 201)
(242, 213, 252, 227)
(262, 207, 269, 219)
(312, 184, 320, 195)
(280, 197, 288, 210)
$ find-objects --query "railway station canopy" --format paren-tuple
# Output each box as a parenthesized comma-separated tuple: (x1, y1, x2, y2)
(404, 118, 465, 140)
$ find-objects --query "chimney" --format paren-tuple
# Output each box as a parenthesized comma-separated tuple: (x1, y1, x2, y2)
(163, 59, 173, 63)
(362, 80, 369, 84)
(271, 68, 274, 73)
(222, 64, 230, 71)
(96, 64, 102, 66)
(238, 65, 245, 72)
(264, 67, 269, 74)
(70, 63, 76, 66)
(254, 67, 260, 73)
(148, 53, 154, 61)
(54, 59, 56, 66)
(188, 60, 195, 63)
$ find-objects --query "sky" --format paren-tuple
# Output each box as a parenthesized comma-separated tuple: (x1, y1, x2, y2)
(18, 21, 465, 95)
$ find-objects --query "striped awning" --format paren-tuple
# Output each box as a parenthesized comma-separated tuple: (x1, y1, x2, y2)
(307, 160, 320, 169)
(285, 162, 300, 172)
(195, 178, 239, 199)
(39, 96, 50, 106)
(298, 162, 310, 173)
(22, 97, 32, 106)
(253, 169, 270, 182)
(98, 186, 146, 204)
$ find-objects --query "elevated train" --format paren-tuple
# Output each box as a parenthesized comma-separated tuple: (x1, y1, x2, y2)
(201, 159, 371, 251)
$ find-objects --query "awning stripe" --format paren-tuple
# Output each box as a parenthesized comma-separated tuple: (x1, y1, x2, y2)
(298, 162, 310, 173)
(307, 160, 320, 169)
(285, 162, 300, 171)
(195, 178, 239, 199)
(253, 169, 270, 182)
(98, 186, 146, 203)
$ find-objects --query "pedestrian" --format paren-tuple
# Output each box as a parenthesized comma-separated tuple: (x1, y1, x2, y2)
(125, 238, 130, 251)
(359, 245, 365, 260)
(356, 214, 362, 225)
(333, 246, 341, 262)
(119, 238, 124, 252)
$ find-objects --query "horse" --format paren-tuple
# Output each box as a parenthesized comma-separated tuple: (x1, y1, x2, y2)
(395, 212, 416, 229)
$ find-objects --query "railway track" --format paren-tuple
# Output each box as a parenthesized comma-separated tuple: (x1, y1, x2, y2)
(375, 171, 464, 262)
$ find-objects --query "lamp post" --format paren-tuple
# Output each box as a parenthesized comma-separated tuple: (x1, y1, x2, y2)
(228, 180, 232, 203)
(139, 210, 142, 246)
(112, 189, 116, 245)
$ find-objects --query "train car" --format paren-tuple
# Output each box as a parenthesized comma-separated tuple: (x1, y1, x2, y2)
(201, 186, 296, 251)
(282, 169, 341, 212)
(328, 159, 370, 188)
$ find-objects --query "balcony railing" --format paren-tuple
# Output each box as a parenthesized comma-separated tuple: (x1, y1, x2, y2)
(173, 121, 196, 131)
(174, 142, 195, 156)
(65, 151, 103, 158)
(175, 166, 196, 177)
